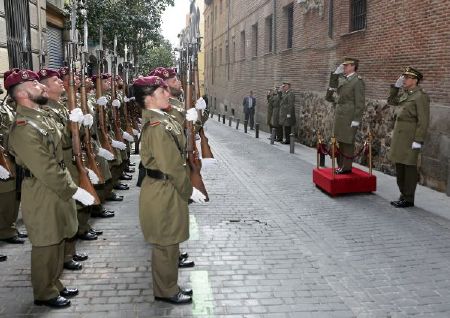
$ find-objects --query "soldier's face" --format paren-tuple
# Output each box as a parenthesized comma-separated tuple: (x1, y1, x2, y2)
(403, 75, 417, 90)
(42, 76, 65, 96)
(147, 87, 170, 109)
(23, 80, 49, 105)
(166, 76, 182, 97)
(102, 79, 111, 91)
(343, 63, 355, 76)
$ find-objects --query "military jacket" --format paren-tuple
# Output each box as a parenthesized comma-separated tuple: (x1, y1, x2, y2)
(388, 85, 430, 165)
(332, 73, 365, 144)
(8, 105, 78, 246)
(168, 97, 186, 126)
(139, 108, 192, 246)
(279, 90, 296, 127)
(0, 103, 16, 193)
(269, 94, 281, 127)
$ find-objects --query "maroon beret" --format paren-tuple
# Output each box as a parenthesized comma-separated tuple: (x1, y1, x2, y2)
(38, 68, 61, 81)
(4, 70, 40, 91)
(4, 68, 20, 81)
(149, 67, 176, 80)
(132, 76, 167, 89)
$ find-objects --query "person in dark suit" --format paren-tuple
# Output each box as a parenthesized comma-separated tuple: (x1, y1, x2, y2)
(242, 91, 256, 130)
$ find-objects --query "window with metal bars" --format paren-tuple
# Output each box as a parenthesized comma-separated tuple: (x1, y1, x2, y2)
(252, 24, 258, 57)
(265, 15, 273, 53)
(4, 0, 32, 69)
(350, 0, 366, 31)
(286, 4, 294, 49)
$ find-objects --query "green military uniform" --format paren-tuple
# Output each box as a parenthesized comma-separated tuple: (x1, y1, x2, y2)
(0, 102, 19, 240)
(139, 108, 192, 297)
(327, 72, 365, 171)
(388, 83, 430, 204)
(278, 89, 296, 142)
(168, 98, 186, 126)
(266, 93, 273, 130)
(9, 104, 78, 301)
(269, 92, 282, 141)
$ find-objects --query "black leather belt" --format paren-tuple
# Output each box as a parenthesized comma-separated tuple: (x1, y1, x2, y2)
(146, 168, 169, 180)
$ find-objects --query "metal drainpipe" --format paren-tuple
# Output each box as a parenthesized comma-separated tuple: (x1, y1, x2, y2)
(272, 0, 276, 53)
(37, 0, 43, 68)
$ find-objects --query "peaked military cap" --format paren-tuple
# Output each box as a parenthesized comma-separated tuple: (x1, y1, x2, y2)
(342, 57, 359, 65)
(403, 66, 423, 80)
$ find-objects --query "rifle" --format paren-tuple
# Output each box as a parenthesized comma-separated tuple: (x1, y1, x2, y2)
(0, 145, 15, 178)
(184, 44, 209, 201)
(122, 44, 134, 136)
(95, 27, 116, 157)
(111, 36, 124, 144)
(78, 16, 104, 184)
(67, 1, 100, 204)
(192, 41, 214, 159)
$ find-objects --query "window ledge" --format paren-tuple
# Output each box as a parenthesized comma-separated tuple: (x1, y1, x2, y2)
(341, 28, 366, 37)
(280, 48, 293, 54)
(263, 52, 273, 57)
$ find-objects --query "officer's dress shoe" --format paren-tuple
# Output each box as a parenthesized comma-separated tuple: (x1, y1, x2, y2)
(73, 253, 88, 262)
(60, 288, 79, 298)
(91, 208, 115, 218)
(90, 228, 103, 236)
(119, 174, 132, 181)
(0, 255, 6, 262)
(154, 292, 192, 304)
(125, 167, 135, 173)
(114, 183, 129, 191)
(281, 140, 290, 144)
(180, 287, 193, 296)
(391, 200, 414, 208)
(17, 231, 28, 238)
(178, 258, 195, 268)
(179, 252, 188, 260)
(335, 168, 352, 175)
(77, 231, 98, 241)
(34, 296, 71, 308)
(1, 235, 25, 244)
(106, 193, 123, 202)
(64, 260, 82, 271)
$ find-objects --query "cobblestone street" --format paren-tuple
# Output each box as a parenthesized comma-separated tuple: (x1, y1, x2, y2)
(2, 119, 450, 318)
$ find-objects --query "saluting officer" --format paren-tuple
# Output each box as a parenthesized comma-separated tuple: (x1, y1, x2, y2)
(279, 82, 296, 144)
(132, 76, 205, 305)
(388, 67, 430, 208)
(326, 58, 366, 174)
(6, 70, 95, 308)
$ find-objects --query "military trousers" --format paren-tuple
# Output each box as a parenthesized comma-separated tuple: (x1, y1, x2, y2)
(151, 243, 180, 298)
(77, 206, 92, 235)
(31, 240, 65, 301)
(395, 163, 418, 203)
(283, 126, 292, 142)
(337, 142, 355, 172)
(64, 236, 77, 263)
(0, 190, 19, 239)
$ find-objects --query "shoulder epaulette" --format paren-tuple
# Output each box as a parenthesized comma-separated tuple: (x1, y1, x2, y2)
(16, 120, 27, 126)
(358, 75, 363, 80)
(149, 121, 160, 127)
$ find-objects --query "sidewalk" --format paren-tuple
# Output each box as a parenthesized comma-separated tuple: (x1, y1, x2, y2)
(206, 116, 450, 221)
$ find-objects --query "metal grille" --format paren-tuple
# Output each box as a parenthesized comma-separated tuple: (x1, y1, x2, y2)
(350, 0, 366, 31)
(266, 15, 273, 53)
(4, 0, 32, 69)
(286, 4, 294, 49)
(47, 26, 64, 69)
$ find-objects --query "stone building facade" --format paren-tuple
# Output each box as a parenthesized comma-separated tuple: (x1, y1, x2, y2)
(203, 0, 450, 194)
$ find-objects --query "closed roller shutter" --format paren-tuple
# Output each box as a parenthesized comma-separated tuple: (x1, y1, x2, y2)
(47, 26, 63, 69)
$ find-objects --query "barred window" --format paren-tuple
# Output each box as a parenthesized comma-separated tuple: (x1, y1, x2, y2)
(252, 24, 258, 57)
(240, 31, 246, 59)
(286, 4, 294, 49)
(350, 0, 366, 31)
(265, 15, 273, 53)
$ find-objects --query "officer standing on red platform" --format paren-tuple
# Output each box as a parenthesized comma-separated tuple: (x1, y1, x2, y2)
(388, 67, 430, 208)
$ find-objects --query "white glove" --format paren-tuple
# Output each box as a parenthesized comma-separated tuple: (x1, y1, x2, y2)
(82, 114, 94, 128)
(132, 128, 139, 136)
(186, 108, 198, 122)
(334, 63, 344, 74)
(138, 118, 142, 123)
(96, 96, 108, 106)
(122, 131, 134, 142)
(350, 121, 359, 127)
(112, 99, 121, 108)
(201, 158, 217, 168)
(190, 187, 206, 203)
(195, 97, 207, 110)
(86, 168, 99, 185)
(111, 139, 127, 150)
(0, 165, 10, 180)
(412, 141, 422, 149)
(72, 187, 95, 206)
(395, 75, 405, 88)
(69, 108, 84, 123)
(124, 96, 135, 103)
(97, 147, 115, 160)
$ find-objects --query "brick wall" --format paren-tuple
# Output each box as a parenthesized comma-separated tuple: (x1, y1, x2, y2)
(203, 0, 450, 193)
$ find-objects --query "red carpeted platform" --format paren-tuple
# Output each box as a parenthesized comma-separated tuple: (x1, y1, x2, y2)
(313, 167, 376, 196)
